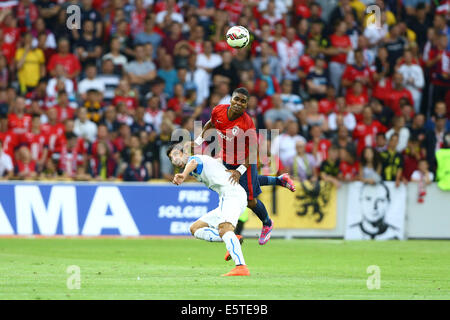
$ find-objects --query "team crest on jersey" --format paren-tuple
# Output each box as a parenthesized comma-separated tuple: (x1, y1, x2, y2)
(231, 126, 240, 136)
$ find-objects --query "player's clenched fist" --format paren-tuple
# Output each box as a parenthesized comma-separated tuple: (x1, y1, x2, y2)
(226, 170, 241, 185)
(173, 173, 186, 185)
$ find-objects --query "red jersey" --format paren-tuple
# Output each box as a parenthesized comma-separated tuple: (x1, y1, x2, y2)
(0, 131, 18, 159)
(305, 139, 331, 164)
(211, 104, 257, 165)
(1, 26, 20, 64)
(113, 95, 138, 111)
(329, 34, 351, 64)
(353, 120, 386, 155)
(54, 106, 75, 123)
(15, 160, 37, 177)
(8, 113, 32, 134)
(339, 160, 359, 181)
(46, 123, 66, 152)
(385, 87, 414, 115)
(47, 53, 81, 78)
(22, 131, 48, 161)
(342, 64, 373, 84)
(318, 98, 337, 115)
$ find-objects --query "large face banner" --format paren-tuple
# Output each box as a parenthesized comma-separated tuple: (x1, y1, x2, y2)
(345, 182, 406, 240)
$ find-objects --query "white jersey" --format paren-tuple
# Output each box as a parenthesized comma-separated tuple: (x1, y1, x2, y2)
(188, 155, 246, 198)
(188, 154, 247, 229)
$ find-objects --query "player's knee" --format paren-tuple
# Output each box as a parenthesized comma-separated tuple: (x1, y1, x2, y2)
(218, 223, 234, 238)
(189, 223, 198, 236)
(247, 198, 257, 208)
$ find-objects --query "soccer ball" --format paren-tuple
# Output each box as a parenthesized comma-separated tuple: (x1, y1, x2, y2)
(226, 26, 250, 49)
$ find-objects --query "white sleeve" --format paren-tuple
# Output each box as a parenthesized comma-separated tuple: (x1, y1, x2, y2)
(5, 155, 13, 171)
(413, 66, 425, 89)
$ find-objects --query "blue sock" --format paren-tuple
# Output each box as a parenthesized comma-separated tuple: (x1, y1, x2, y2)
(252, 199, 272, 226)
(258, 175, 282, 186)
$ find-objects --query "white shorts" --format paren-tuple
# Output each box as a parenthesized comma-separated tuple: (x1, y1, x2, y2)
(199, 191, 247, 229)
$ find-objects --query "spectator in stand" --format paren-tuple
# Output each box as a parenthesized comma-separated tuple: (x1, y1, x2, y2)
(426, 34, 450, 111)
(385, 115, 410, 153)
(397, 49, 425, 113)
(318, 86, 336, 116)
(328, 96, 357, 132)
(15, 32, 46, 95)
(53, 91, 75, 123)
(271, 120, 306, 168)
(325, 20, 352, 94)
(411, 158, 434, 183)
(345, 80, 369, 120)
(125, 44, 157, 96)
(212, 50, 240, 90)
(46, 64, 75, 107)
(14, 146, 37, 179)
(402, 135, 427, 181)
(305, 124, 331, 166)
(425, 114, 448, 172)
(8, 97, 32, 140)
(339, 146, 359, 182)
(380, 133, 404, 187)
(253, 41, 282, 82)
(384, 24, 408, 72)
(306, 54, 329, 100)
(97, 59, 120, 104)
(74, 107, 97, 144)
(359, 146, 382, 185)
(277, 26, 305, 85)
(280, 79, 304, 115)
(385, 72, 414, 116)
(78, 64, 106, 101)
(102, 36, 128, 72)
(353, 106, 387, 156)
(0, 140, 13, 179)
(89, 141, 117, 180)
(290, 139, 318, 182)
(134, 15, 162, 55)
(255, 63, 281, 97)
(56, 132, 89, 181)
(75, 19, 102, 68)
(342, 49, 373, 91)
(425, 101, 450, 132)
(332, 125, 355, 152)
(264, 94, 296, 130)
(305, 99, 328, 132)
(319, 144, 341, 188)
(47, 38, 81, 80)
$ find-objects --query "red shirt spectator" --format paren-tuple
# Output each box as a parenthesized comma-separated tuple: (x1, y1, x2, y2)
(385, 73, 414, 115)
(0, 130, 18, 160)
(47, 39, 81, 80)
(353, 107, 387, 155)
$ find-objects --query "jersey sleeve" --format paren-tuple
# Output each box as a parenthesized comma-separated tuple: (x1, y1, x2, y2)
(187, 156, 204, 175)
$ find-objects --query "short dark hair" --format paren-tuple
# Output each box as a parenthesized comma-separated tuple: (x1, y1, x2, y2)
(166, 143, 183, 159)
(232, 87, 250, 99)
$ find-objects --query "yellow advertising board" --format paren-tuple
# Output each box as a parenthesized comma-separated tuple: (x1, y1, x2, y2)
(245, 180, 337, 229)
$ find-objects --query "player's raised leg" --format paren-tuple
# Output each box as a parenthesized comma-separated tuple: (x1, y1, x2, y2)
(190, 219, 222, 242)
(219, 222, 250, 276)
(258, 174, 296, 192)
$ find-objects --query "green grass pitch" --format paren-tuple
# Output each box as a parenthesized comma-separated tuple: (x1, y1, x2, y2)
(0, 238, 449, 300)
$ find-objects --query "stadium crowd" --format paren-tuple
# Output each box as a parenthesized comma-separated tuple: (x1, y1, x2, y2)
(0, 0, 449, 187)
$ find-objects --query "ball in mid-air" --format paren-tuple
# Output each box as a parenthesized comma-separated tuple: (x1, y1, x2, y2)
(226, 26, 250, 49)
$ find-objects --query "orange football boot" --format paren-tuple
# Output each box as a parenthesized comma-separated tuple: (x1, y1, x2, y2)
(222, 265, 250, 276)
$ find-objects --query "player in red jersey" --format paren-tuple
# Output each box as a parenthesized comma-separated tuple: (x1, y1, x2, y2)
(195, 88, 296, 245)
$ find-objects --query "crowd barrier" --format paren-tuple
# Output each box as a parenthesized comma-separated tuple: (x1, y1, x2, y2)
(0, 181, 448, 239)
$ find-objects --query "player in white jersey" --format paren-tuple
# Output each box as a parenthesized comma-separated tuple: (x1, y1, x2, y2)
(166, 143, 250, 276)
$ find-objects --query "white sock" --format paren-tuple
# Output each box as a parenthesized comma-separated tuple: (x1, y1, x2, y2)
(222, 231, 246, 266)
(193, 227, 223, 242)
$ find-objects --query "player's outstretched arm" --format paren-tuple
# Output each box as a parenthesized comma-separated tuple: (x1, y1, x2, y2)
(172, 158, 198, 185)
(194, 119, 215, 145)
